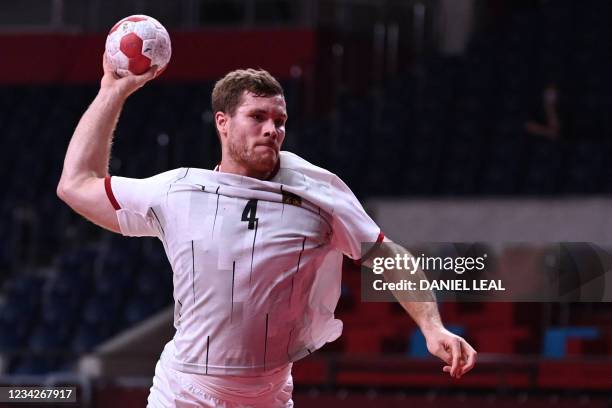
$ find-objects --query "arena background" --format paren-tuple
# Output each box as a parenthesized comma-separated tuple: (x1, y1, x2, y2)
(1, 0, 612, 406)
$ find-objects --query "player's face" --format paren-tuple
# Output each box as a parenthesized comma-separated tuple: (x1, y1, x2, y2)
(224, 92, 287, 177)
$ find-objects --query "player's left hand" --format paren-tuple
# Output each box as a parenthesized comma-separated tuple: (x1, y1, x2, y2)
(424, 327, 477, 379)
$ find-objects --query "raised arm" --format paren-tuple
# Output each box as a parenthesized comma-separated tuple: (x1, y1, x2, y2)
(56, 53, 158, 233)
(363, 237, 477, 378)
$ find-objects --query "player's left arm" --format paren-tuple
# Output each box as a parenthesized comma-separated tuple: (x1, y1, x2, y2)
(362, 237, 477, 378)
(326, 173, 476, 377)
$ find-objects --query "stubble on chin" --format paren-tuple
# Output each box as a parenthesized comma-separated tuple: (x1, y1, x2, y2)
(227, 139, 277, 173)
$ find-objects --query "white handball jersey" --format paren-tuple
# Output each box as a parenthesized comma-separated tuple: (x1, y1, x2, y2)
(105, 151, 383, 375)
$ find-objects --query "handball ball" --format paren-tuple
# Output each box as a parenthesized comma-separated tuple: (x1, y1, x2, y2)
(105, 15, 171, 77)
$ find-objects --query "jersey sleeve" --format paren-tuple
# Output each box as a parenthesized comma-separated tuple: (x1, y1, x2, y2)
(329, 175, 383, 260)
(105, 169, 180, 237)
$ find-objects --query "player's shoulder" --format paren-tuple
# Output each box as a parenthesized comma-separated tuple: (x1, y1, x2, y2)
(144, 168, 188, 184)
(112, 168, 185, 184)
(278, 151, 335, 181)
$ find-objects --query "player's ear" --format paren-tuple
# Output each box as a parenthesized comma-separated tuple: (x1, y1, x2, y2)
(215, 111, 229, 138)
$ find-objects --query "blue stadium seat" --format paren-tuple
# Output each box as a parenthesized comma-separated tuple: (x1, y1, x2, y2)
(11, 355, 56, 375)
(543, 327, 599, 358)
(82, 296, 120, 326)
(28, 324, 67, 353)
(123, 296, 160, 328)
(0, 321, 27, 351)
(71, 322, 113, 354)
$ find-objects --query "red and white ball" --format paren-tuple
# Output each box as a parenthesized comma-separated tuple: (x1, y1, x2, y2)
(105, 15, 171, 77)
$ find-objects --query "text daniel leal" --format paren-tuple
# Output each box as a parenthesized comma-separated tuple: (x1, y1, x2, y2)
(373, 279, 506, 291)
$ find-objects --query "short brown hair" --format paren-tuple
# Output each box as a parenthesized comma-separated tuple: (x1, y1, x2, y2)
(211, 68, 284, 116)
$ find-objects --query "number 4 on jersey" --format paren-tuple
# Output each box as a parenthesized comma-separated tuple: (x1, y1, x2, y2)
(241, 199, 258, 230)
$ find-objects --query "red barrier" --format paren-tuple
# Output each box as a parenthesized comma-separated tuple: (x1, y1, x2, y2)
(1, 29, 315, 84)
(539, 360, 612, 389)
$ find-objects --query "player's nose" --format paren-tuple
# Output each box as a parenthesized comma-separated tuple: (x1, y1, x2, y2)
(262, 119, 279, 139)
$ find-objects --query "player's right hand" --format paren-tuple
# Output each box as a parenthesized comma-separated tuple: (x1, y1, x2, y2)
(425, 327, 477, 379)
(100, 52, 158, 98)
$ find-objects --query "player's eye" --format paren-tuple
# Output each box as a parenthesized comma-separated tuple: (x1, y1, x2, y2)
(252, 114, 264, 122)
(275, 119, 285, 127)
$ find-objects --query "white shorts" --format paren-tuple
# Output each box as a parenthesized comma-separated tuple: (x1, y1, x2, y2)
(147, 359, 294, 408)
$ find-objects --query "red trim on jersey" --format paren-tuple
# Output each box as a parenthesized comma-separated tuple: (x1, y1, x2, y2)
(354, 231, 385, 266)
(104, 176, 121, 210)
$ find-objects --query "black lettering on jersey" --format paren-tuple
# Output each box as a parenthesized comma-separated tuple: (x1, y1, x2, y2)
(241, 199, 259, 230)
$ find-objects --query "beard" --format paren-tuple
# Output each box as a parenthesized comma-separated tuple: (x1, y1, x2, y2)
(227, 136, 278, 175)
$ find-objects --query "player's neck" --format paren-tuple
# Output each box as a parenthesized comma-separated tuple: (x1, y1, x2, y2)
(218, 159, 278, 181)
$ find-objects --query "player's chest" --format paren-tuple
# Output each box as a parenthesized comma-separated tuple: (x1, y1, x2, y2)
(173, 192, 332, 245)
